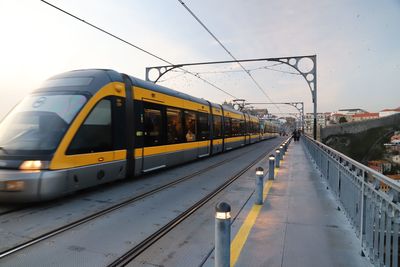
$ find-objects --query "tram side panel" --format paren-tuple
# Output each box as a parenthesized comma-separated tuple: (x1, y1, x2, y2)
(132, 86, 214, 174)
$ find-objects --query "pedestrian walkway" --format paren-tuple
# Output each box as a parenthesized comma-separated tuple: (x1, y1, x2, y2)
(234, 140, 371, 267)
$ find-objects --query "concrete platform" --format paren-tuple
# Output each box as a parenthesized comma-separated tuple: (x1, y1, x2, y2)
(233, 140, 371, 267)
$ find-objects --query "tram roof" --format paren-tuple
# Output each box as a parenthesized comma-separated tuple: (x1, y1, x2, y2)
(34, 69, 257, 119)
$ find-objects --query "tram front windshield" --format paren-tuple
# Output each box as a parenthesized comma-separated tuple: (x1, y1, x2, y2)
(0, 94, 87, 156)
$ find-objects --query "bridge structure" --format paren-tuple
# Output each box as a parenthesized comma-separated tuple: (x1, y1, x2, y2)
(0, 134, 398, 266)
(2, 2, 396, 264)
(223, 135, 398, 267)
(222, 136, 367, 267)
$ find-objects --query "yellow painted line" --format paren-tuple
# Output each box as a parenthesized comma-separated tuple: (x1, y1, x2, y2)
(230, 179, 274, 266)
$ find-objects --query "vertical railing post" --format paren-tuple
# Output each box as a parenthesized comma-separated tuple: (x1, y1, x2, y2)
(393, 210, 399, 267)
(359, 171, 365, 256)
(385, 203, 393, 267)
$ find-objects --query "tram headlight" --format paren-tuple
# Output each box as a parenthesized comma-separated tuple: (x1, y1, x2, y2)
(19, 160, 49, 171)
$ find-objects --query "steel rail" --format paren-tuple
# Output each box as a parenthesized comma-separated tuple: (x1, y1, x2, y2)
(0, 205, 34, 217)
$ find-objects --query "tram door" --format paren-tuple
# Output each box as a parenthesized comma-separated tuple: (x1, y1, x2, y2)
(244, 113, 251, 145)
(197, 112, 210, 157)
(65, 95, 127, 190)
(141, 103, 166, 173)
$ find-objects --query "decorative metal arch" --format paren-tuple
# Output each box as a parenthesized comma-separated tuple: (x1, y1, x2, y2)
(275, 112, 303, 131)
(145, 55, 317, 139)
(245, 102, 304, 131)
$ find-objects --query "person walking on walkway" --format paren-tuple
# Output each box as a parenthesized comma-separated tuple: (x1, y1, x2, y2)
(293, 129, 301, 141)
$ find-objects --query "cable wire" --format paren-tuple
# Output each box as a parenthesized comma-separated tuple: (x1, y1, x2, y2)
(178, 0, 280, 110)
(171, 62, 297, 76)
(40, 0, 239, 99)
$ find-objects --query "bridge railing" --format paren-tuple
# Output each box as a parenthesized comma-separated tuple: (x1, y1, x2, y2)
(303, 135, 400, 267)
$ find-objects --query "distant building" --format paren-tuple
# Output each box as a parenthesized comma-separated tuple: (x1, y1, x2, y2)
(379, 107, 400, 117)
(330, 113, 352, 124)
(393, 155, 400, 165)
(329, 109, 379, 123)
(329, 108, 368, 124)
(352, 112, 379, 122)
(337, 108, 367, 115)
(369, 164, 381, 173)
(368, 160, 392, 174)
(386, 145, 400, 153)
(304, 112, 328, 133)
(391, 132, 400, 144)
(381, 175, 400, 192)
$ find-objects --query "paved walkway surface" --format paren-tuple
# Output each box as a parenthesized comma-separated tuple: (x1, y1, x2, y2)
(234, 140, 371, 267)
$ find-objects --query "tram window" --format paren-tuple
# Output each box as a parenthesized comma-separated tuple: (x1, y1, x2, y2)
(67, 98, 112, 154)
(213, 115, 222, 139)
(249, 122, 252, 134)
(167, 108, 183, 144)
(184, 111, 196, 142)
(231, 118, 241, 136)
(224, 117, 231, 137)
(197, 113, 209, 140)
(144, 107, 163, 146)
(240, 120, 245, 135)
(254, 122, 259, 134)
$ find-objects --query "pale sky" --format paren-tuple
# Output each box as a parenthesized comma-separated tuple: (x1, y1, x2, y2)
(0, 0, 399, 119)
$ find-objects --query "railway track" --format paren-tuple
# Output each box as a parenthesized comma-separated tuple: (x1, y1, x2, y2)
(0, 206, 29, 216)
(107, 144, 272, 267)
(0, 138, 283, 260)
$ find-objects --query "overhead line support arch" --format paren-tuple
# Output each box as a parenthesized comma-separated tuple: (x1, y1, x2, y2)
(245, 102, 304, 132)
(145, 55, 317, 139)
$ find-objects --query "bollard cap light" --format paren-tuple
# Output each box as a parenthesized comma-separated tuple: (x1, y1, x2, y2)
(275, 149, 280, 154)
(216, 211, 231, 219)
(269, 154, 275, 160)
(256, 166, 264, 176)
(215, 202, 231, 219)
(280, 145, 284, 149)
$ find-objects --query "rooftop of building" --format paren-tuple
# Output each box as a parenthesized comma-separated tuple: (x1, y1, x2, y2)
(380, 107, 400, 112)
(352, 112, 379, 118)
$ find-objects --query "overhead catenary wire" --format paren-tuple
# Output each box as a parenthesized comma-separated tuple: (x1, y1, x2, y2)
(177, 0, 281, 111)
(40, 0, 238, 99)
(167, 62, 299, 76)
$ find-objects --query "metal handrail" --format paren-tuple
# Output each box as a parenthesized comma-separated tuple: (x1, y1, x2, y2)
(307, 135, 400, 192)
(302, 135, 400, 267)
